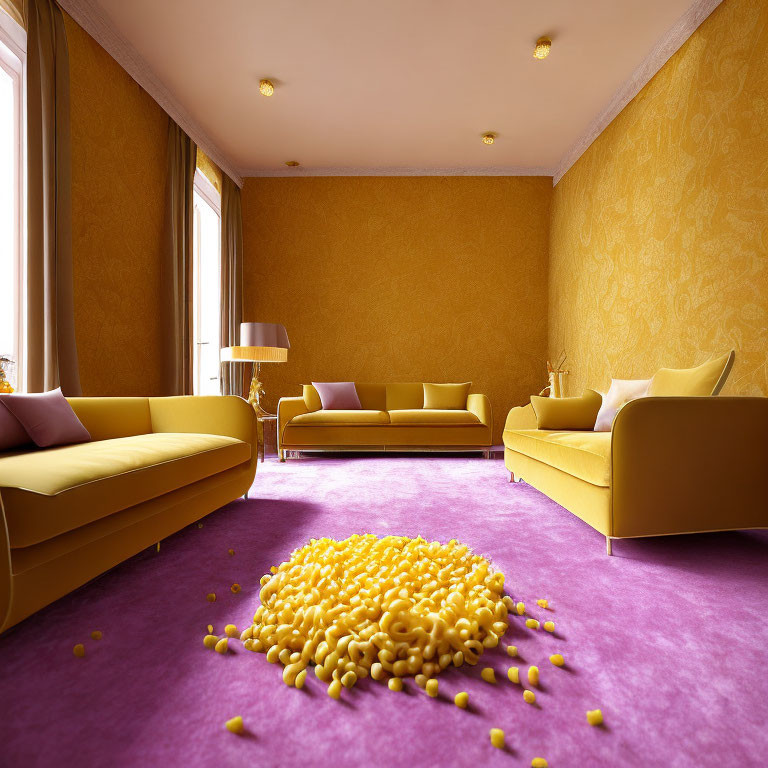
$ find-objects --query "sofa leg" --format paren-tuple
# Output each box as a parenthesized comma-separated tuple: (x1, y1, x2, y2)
(509, 471, 514, 483)
(243, 492, 248, 500)
(606, 537, 612, 556)
(279, 450, 286, 462)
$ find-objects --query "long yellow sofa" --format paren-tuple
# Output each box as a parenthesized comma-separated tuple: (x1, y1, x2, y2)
(0, 396, 258, 633)
(504, 379, 768, 555)
(278, 383, 492, 458)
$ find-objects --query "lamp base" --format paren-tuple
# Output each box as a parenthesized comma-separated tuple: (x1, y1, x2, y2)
(247, 365, 275, 418)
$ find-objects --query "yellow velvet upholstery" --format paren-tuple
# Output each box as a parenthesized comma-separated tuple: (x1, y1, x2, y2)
(530, 390, 602, 430)
(647, 351, 735, 397)
(279, 384, 492, 454)
(0, 396, 258, 633)
(504, 394, 768, 547)
(423, 382, 472, 410)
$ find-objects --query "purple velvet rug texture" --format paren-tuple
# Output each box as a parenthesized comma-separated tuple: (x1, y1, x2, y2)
(1, 456, 767, 767)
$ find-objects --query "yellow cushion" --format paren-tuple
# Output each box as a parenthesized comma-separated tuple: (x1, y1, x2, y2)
(67, 397, 152, 441)
(386, 383, 424, 411)
(423, 382, 471, 410)
(648, 351, 735, 397)
(530, 390, 602, 430)
(389, 409, 480, 425)
(289, 410, 390, 426)
(303, 384, 387, 411)
(0, 433, 251, 548)
(502, 429, 611, 487)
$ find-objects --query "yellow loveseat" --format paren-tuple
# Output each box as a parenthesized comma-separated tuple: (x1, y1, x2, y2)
(278, 383, 492, 458)
(504, 354, 768, 554)
(0, 396, 258, 633)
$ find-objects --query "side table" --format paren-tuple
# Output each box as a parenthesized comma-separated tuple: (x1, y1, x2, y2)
(257, 414, 277, 462)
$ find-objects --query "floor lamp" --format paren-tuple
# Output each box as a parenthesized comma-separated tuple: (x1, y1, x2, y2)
(221, 322, 290, 417)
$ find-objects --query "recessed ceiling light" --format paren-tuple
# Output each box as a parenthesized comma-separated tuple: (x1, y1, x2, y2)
(285, 161, 300, 167)
(259, 79, 275, 96)
(533, 37, 552, 60)
(482, 133, 496, 145)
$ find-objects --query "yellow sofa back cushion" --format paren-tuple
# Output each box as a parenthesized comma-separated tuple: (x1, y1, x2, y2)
(67, 397, 152, 441)
(648, 351, 735, 397)
(530, 389, 603, 430)
(386, 383, 424, 411)
(423, 382, 471, 410)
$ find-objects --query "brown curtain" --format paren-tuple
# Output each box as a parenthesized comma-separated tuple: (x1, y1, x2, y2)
(25, 0, 81, 394)
(220, 175, 243, 396)
(162, 121, 196, 395)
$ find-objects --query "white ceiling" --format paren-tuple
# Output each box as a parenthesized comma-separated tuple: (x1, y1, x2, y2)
(91, 0, 696, 176)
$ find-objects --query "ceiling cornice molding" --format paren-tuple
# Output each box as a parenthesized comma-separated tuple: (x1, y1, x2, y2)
(58, 0, 243, 187)
(243, 166, 555, 179)
(552, 0, 724, 186)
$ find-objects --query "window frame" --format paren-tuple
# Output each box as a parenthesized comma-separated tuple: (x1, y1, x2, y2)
(0, 9, 25, 391)
(191, 169, 222, 396)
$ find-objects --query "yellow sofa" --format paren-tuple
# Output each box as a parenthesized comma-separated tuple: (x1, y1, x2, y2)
(504, 355, 768, 554)
(278, 383, 492, 458)
(0, 396, 258, 633)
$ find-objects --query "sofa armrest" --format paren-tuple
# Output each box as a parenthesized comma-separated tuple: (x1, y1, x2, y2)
(467, 393, 492, 429)
(149, 396, 257, 445)
(278, 396, 310, 447)
(0, 496, 11, 632)
(504, 403, 537, 432)
(610, 397, 768, 538)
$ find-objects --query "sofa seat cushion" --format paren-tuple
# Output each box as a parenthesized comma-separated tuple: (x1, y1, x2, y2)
(0, 433, 251, 548)
(289, 410, 390, 426)
(503, 429, 611, 487)
(389, 409, 480, 425)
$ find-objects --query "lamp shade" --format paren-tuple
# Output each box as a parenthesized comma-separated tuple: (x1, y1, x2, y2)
(240, 322, 290, 349)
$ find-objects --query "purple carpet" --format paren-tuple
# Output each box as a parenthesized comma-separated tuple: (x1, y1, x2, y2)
(2, 456, 767, 767)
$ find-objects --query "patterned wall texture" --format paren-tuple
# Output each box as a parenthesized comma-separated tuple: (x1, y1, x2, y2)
(549, 0, 768, 397)
(65, 14, 169, 396)
(242, 177, 553, 441)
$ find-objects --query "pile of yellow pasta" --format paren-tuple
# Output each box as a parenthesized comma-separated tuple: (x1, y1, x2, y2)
(240, 534, 510, 698)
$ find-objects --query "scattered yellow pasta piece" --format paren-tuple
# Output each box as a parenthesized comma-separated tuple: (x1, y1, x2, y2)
(203, 634, 218, 649)
(341, 671, 358, 689)
(549, 653, 565, 667)
(516, 602, 525, 615)
(489, 728, 505, 749)
(228, 549, 235, 556)
(231, 583, 241, 594)
(214, 638, 229, 654)
(73, 644, 85, 657)
(536, 599, 548, 609)
(240, 627, 253, 642)
(507, 666, 520, 684)
(523, 689, 536, 704)
(224, 624, 239, 638)
(531, 758, 548, 767)
(543, 621, 555, 633)
(481, 667, 496, 684)
(506, 645, 518, 657)
(295, 669, 307, 689)
(207, 624, 214, 634)
(197, 522, 203, 529)
(239, 535, 508, 699)
(224, 716, 244, 734)
(388, 677, 403, 692)
(587, 709, 603, 726)
(90, 631, 102, 641)
(454, 691, 469, 709)
(525, 619, 540, 630)
(415, 674, 428, 689)
(528, 666, 539, 686)
(206, 593, 216, 602)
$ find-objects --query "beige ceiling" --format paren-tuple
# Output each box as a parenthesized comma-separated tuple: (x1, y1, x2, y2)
(93, 0, 695, 176)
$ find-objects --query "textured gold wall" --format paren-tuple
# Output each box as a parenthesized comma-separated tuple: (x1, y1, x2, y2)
(549, 0, 768, 396)
(65, 14, 169, 396)
(242, 177, 552, 442)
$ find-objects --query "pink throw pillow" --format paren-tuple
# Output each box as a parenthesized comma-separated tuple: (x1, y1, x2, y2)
(0, 397, 32, 451)
(311, 382, 362, 410)
(0, 388, 91, 448)
(593, 379, 650, 432)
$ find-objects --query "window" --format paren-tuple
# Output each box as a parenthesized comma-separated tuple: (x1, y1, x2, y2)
(192, 170, 221, 396)
(0, 11, 24, 390)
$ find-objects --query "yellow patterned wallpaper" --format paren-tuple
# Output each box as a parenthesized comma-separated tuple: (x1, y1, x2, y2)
(65, 14, 169, 396)
(549, 0, 768, 397)
(242, 177, 552, 442)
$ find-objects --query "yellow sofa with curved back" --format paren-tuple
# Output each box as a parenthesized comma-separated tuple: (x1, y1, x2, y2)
(503, 352, 768, 554)
(278, 382, 492, 458)
(0, 396, 258, 633)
